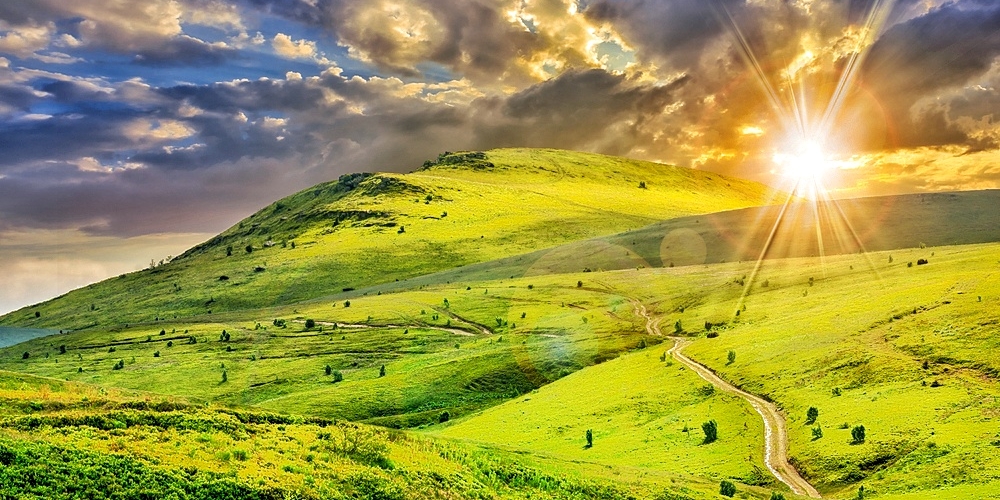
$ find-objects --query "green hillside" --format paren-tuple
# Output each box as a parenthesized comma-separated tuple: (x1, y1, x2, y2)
(0, 148, 776, 331)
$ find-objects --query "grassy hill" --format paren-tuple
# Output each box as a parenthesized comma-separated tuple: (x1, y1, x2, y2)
(0, 370, 731, 499)
(0, 148, 777, 331)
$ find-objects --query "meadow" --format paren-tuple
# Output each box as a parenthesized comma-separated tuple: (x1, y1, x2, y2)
(1, 149, 999, 499)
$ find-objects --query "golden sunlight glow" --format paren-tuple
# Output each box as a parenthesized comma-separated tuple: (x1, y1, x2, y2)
(773, 139, 830, 182)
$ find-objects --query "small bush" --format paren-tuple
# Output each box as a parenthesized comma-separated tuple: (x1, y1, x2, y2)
(153, 351, 160, 358)
(832, 387, 842, 396)
(333, 371, 344, 383)
(811, 425, 823, 440)
(917, 258, 929, 265)
(851, 425, 866, 444)
(907, 262, 913, 268)
(167, 341, 173, 347)
(22, 352, 29, 360)
(439, 411, 450, 423)
(770, 492, 786, 500)
(245, 245, 253, 254)
(305, 319, 316, 329)
(638, 181, 647, 189)
(108, 347, 116, 353)
(719, 480, 736, 497)
(585, 429, 593, 448)
(930, 379, 941, 387)
(344, 300, 351, 308)
(379, 365, 386, 377)
(221, 370, 227, 383)
(806, 406, 819, 424)
(112, 360, 125, 370)
(702, 420, 718, 444)
(726, 350, 736, 365)
(325, 365, 332, 376)
(674, 319, 683, 334)
(59, 345, 66, 354)
(577, 280, 583, 288)
(706, 331, 719, 338)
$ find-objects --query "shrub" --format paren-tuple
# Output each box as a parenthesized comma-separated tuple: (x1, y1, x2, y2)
(702, 420, 718, 444)
(811, 425, 823, 440)
(35, 311, 40, 318)
(22, 352, 29, 360)
(586, 429, 593, 448)
(153, 351, 160, 358)
(112, 360, 125, 370)
(706, 331, 719, 338)
(851, 425, 866, 444)
(832, 387, 842, 396)
(305, 319, 316, 329)
(325, 365, 332, 376)
(245, 245, 253, 254)
(577, 280, 583, 288)
(439, 411, 450, 423)
(379, 365, 386, 377)
(397, 226, 405, 234)
(638, 181, 647, 188)
(59, 345, 66, 354)
(160, 329, 166, 336)
(719, 480, 736, 497)
(108, 347, 116, 353)
(674, 319, 683, 334)
(771, 492, 786, 500)
(907, 262, 913, 268)
(930, 379, 941, 387)
(226, 245, 233, 256)
(727, 350, 736, 365)
(221, 370, 227, 383)
(527, 284, 534, 290)
(917, 258, 929, 265)
(344, 300, 351, 308)
(333, 371, 344, 383)
(806, 406, 819, 424)
(167, 341, 173, 347)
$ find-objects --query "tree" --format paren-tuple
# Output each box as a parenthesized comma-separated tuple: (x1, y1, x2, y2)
(851, 425, 866, 444)
(719, 480, 736, 497)
(226, 245, 233, 257)
(727, 350, 736, 365)
(586, 429, 593, 448)
(439, 411, 450, 423)
(806, 406, 819, 424)
(245, 245, 253, 254)
(770, 492, 786, 500)
(34, 311, 40, 318)
(344, 300, 351, 308)
(22, 352, 29, 360)
(59, 345, 66, 354)
(325, 364, 332, 376)
(811, 425, 823, 440)
(674, 319, 683, 334)
(379, 365, 386, 377)
(702, 420, 718, 444)
(638, 181, 647, 189)
(577, 280, 583, 288)
(305, 319, 316, 329)
(154, 351, 160, 358)
(167, 341, 173, 347)
(332, 370, 344, 383)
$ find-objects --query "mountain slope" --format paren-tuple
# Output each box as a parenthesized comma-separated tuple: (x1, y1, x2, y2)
(1, 148, 778, 330)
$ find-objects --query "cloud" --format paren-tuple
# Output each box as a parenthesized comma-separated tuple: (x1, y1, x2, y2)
(0, 0, 240, 65)
(272, 33, 316, 59)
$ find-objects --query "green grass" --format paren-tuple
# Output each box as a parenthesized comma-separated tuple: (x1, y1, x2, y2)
(0, 369, 740, 499)
(0, 278, 652, 428)
(0, 148, 777, 331)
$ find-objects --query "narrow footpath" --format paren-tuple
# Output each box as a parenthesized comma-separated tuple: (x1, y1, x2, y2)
(634, 301, 821, 498)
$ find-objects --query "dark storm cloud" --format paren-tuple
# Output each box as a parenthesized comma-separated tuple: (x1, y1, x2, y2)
(0, 65, 683, 236)
(583, 0, 746, 72)
(131, 36, 238, 67)
(862, 1, 1000, 148)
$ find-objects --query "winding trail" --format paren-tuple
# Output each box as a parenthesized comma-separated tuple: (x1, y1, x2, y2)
(634, 301, 821, 498)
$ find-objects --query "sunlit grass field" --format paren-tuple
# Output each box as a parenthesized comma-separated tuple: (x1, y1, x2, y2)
(1, 149, 999, 499)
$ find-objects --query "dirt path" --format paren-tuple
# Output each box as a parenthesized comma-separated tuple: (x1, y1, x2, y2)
(634, 301, 821, 498)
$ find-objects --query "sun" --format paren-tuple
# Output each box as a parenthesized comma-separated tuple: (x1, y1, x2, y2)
(773, 139, 831, 183)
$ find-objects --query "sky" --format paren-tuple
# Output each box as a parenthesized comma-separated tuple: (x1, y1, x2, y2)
(1, 0, 999, 315)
